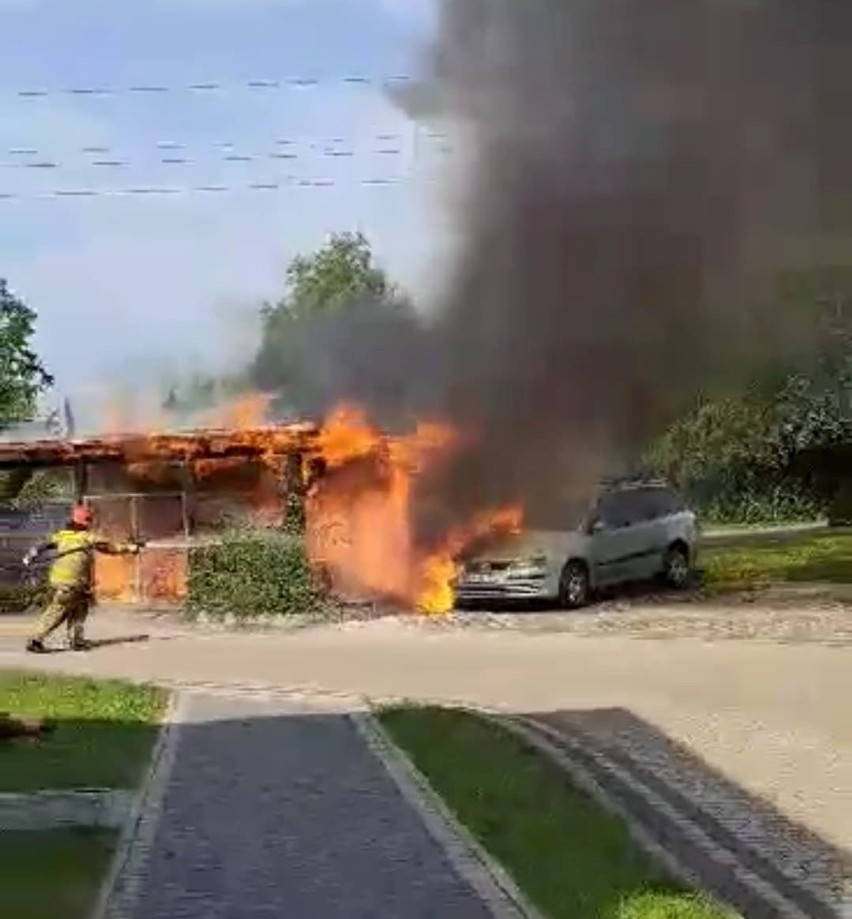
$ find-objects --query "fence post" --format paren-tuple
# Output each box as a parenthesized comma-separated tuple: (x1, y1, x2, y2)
(131, 494, 142, 603)
(179, 461, 195, 539)
(284, 452, 305, 531)
(73, 460, 88, 503)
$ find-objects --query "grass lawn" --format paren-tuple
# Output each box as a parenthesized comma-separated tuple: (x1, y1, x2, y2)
(0, 670, 166, 792)
(1, 828, 117, 919)
(379, 706, 737, 919)
(700, 530, 852, 591)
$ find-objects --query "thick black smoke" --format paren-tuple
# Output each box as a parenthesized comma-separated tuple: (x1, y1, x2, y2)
(401, 0, 852, 543)
(274, 1, 851, 545)
(262, 296, 439, 430)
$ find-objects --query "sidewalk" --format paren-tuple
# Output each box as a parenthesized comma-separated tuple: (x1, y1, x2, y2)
(101, 691, 512, 919)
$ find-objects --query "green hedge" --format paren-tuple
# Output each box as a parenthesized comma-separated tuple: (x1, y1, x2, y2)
(0, 583, 48, 614)
(687, 487, 821, 526)
(186, 530, 329, 621)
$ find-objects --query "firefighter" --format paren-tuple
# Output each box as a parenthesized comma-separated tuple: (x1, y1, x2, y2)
(22, 504, 142, 653)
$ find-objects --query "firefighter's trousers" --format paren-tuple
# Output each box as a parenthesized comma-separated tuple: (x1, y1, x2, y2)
(32, 584, 92, 645)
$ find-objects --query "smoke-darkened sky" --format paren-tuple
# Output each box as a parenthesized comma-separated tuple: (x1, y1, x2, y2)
(399, 0, 851, 543)
(262, 0, 851, 545)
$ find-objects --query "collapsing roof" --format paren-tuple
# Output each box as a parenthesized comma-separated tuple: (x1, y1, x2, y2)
(0, 424, 322, 471)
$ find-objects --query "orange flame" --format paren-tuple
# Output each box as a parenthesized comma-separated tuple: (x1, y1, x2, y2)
(94, 548, 188, 605)
(195, 393, 274, 431)
(97, 391, 273, 440)
(74, 394, 520, 614)
(415, 507, 524, 613)
(94, 554, 138, 604)
(315, 404, 384, 468)
(306, 404, 521, 613)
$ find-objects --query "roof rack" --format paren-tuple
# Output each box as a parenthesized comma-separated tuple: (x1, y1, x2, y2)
(599, 474, 670, 490)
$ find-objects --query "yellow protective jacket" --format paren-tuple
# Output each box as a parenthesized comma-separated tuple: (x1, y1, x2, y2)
(26, 529, 139, 590)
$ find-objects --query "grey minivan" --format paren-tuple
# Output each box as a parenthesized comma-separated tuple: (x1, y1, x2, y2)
(453, 480, 698, 609)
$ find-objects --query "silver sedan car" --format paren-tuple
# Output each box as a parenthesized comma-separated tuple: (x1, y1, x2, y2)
(453, 481, 697, 609)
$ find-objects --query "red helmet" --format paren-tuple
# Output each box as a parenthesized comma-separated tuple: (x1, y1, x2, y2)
(72, 504, 94, 527)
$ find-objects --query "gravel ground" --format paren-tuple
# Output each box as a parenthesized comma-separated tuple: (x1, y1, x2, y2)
(444, 602, 852, 644)
(106, 587, 852, 646)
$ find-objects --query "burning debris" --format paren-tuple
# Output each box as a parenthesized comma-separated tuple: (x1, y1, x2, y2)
(305, 405, 521, 613)
(0, 425, 316, 472)
(0, 402, 516, 613)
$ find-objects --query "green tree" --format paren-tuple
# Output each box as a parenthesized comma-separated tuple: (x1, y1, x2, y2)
(282, 230, 390, 320)
(0, 279, 53, 427)
(250, 231, 413, 408)
(647, 266, 851, 522)
(0, 279, 54, 503)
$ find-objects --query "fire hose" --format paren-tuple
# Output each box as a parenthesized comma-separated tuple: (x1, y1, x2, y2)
(0, 534, 148, 608)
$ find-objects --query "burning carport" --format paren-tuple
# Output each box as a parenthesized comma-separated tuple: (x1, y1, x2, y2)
(0, 406, 524, 614)
(0, 424, 321, 605)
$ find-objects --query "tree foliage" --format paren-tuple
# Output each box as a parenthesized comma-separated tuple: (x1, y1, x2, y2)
(648, 267, 851, 522)
(250, 231, 417, 416)
(280, 230, 390, 320)
(0, 279, 53, 427)
(253, 232, 394, 387)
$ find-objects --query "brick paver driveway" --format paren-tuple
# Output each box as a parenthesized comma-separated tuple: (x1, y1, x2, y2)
(115, 693, 500, 919)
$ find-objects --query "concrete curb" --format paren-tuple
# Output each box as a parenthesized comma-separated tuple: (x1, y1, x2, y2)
(0, 789, 134, 831)
(504, 715, 829, 919)
(89, 690, 186, 919)
(351, 709, 542, 919)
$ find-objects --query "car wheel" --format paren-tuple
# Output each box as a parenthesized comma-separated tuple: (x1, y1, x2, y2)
(662, 544, 691, 589)
(559, 561, 591, 609)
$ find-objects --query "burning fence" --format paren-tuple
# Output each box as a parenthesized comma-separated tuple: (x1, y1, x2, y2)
(0, 403, 523, 613)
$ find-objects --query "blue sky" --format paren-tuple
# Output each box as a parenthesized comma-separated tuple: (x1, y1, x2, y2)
(0, 0, 446, 412)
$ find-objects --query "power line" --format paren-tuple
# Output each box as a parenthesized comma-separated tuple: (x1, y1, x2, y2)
(0, 132, 453, 168)
(0, 150, 408, 169)
(4, 74, 413, 100)
(0, 176, 410, 202)
(0, 147, 432, 171)
(0, 148, 455, 171)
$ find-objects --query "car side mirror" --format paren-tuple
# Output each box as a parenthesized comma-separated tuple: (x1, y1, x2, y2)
(587, 518, 605, 535)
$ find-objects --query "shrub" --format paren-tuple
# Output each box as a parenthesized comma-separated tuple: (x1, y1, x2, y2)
(0, 583, 48, 614)
(690, 486, 821, 526)
(186, 529, 329, 621)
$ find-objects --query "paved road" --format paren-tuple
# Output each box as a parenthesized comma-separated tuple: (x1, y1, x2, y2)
(1, 611, 850, 849)
(111, 693, 497, 919)
(2, 608, 851, 912)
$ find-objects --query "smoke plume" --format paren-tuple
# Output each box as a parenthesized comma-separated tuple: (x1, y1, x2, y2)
(268, 1, 850, 547)
(396, 0, 852, 543)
